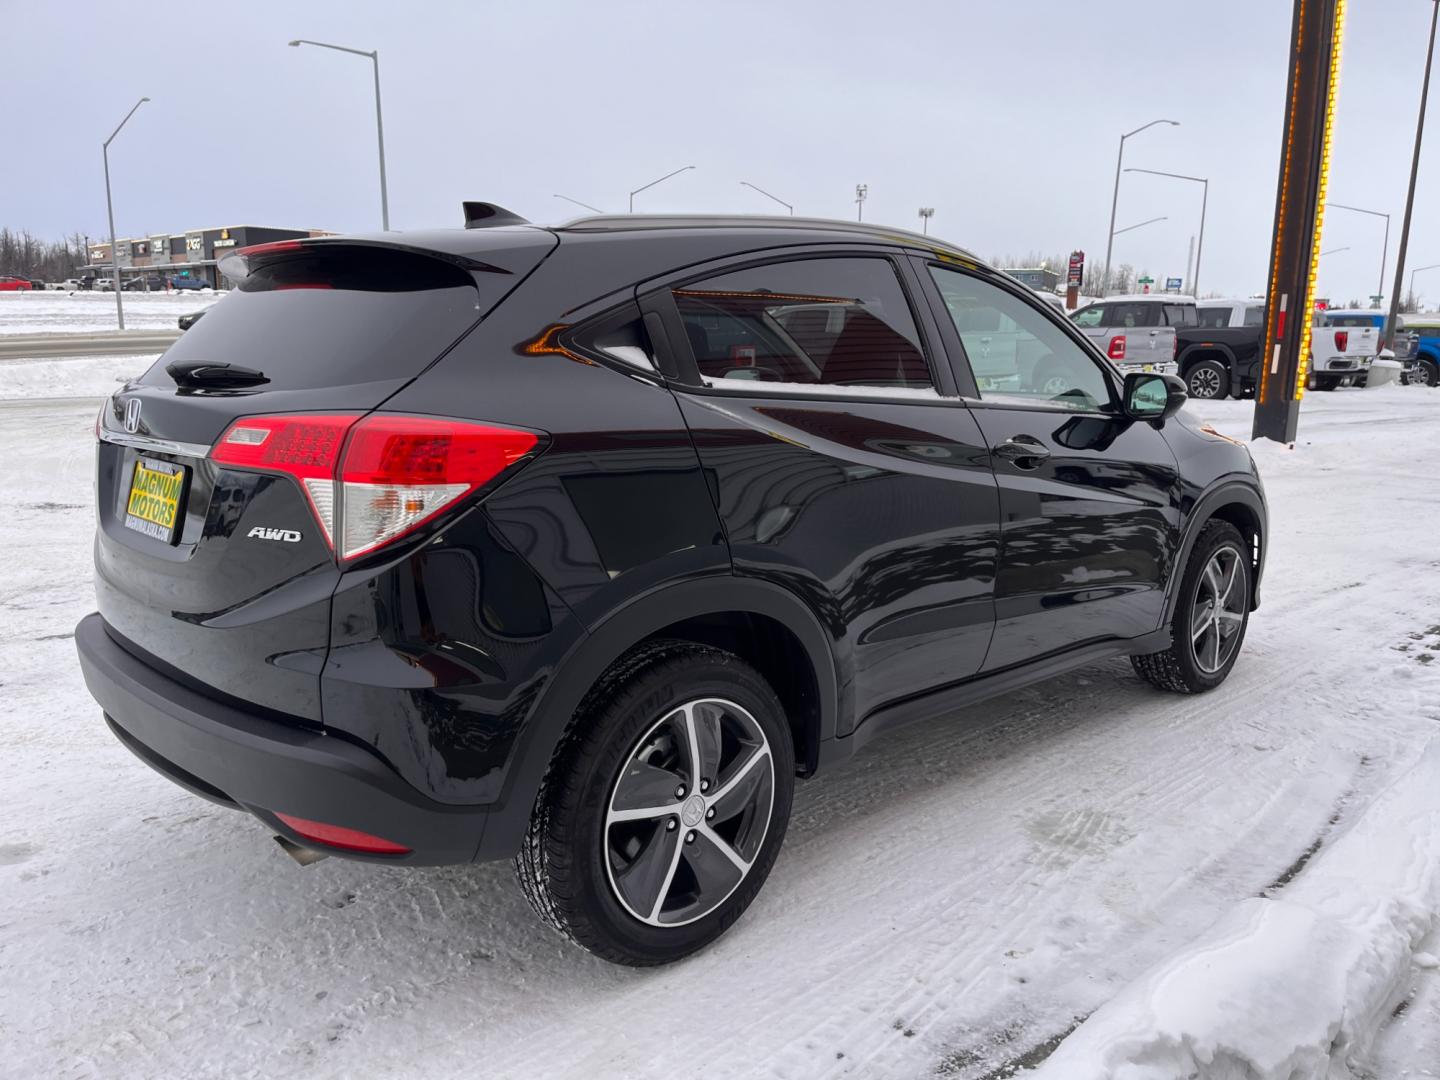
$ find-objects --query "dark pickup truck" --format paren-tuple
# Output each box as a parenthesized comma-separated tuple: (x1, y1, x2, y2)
(1176, 300, 1265, 399)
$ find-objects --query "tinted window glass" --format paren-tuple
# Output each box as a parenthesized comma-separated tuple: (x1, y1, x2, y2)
(672, 258, 931, 389)
(1326, 314, 1380, 327)
(1163, 304, 1197, 328)
(1110, 303, 1161, 328)
(147, 246, 485, 391)
(930, 266, 1111, 411)
(1197, 306, 1232, 329)
(1072, 305, 1107, 327)
(1243, 305, 1265, 327)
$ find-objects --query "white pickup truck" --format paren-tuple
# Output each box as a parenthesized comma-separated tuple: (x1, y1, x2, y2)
(1310, 309, 1381, 390)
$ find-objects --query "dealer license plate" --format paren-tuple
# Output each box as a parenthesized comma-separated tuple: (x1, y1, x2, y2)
(124, 459, 187, 544)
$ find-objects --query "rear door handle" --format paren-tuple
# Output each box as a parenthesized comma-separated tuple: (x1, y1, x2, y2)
(993, 436, 1051, 467)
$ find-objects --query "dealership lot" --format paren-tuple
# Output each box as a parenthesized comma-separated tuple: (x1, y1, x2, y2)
(0, 334, 1437, 1076)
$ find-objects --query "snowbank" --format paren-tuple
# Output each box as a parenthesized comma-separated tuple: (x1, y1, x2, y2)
(1030, 739, 1440, 1079)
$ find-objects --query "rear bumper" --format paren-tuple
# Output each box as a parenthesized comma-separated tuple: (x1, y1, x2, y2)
(75, 612, 490, 865)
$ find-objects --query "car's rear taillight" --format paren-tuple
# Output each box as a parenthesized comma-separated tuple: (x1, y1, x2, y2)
(338, 415, 538, 559)
(1108, 335, 1127, 360)
(1334, 330, 1348, 352)
(211, 413, 539, 561)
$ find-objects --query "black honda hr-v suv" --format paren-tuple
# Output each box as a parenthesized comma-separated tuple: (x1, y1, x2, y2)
(77, 208, 1266, 965)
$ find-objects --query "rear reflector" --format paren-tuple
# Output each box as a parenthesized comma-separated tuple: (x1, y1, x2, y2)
(274, 813, 411, 855)
(1108, 335, 1127, 360)
(211, 413, 540, 560)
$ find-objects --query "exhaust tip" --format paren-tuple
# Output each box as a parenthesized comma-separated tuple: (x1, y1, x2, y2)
(274, 835, 330, 866)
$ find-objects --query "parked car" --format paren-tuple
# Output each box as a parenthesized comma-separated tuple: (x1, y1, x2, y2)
(1176, 299, 1266, 399)
(92, 277, 115, 292)
(1402, 315, 1440, 387)
(0, 275, 35, 291)
(123, 275, 167, 292)
(169, 275, 208, 292)
(77, 212, 1267, 966)
(1068, 294, 1187, 379)
(177, 309, 206, 331)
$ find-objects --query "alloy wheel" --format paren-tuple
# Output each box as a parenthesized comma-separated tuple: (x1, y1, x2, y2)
(1190, 545, 1247, 674)
(1189, 367, 1222, 398)
(604, 698, 775, 928)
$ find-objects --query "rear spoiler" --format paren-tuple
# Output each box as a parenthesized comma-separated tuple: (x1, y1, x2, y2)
(219, 237, 512, 281)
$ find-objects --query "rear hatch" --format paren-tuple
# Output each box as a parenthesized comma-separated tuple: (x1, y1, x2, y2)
(93, 235, 553, 724)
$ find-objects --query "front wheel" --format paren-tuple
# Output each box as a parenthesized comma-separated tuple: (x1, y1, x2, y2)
(1409, 360, 1439, 388)
(1132, 520, 1252, 694)
(515, 642, 794, 966)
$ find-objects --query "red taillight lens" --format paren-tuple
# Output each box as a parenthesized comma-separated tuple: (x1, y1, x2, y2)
(212, 414, 359, 547)
(1108, 334, 1127, 360)
(211, 413, 539, 561)
(1334, 330, 1348, 352)
(274, 813, 411, 855)
(339, 416, 538, 560)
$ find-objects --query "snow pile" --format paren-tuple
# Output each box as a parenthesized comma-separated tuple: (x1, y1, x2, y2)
(1030, 738, 1440, 1079)
(0, 290, 218, 335)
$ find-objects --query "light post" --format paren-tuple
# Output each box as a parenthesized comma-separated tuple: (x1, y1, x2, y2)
(1412, 263, 1440, 308)
(1320, 246, 1350, 256)
(289, 39, 390, 230)
(1113, 216, 1168, 236)
(855, 184, 868, 222)
(918, 207, 934, 234)
(739, 181, 792, 215)
(1125, 167, 1208, 296)
(1326, 202, 1390, 305)
(1102, 119, 1179, 295)
(629, 166, 695, 213)
(1386, 0, 1439, 342)
(102, 96, 149, 330)
(554, 194, 604, 214)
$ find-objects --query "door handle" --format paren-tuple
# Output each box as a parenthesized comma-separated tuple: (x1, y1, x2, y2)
(993, 436, 1051, 467)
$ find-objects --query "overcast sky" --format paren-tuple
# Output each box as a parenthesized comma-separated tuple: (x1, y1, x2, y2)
(3, 0, 1436, 305)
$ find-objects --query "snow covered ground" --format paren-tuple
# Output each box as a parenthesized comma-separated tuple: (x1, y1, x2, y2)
(0, 289, 219, 335)
(1, 366, 1438, 1078)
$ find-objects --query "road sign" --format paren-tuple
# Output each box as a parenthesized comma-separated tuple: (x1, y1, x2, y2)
(1166, 277, 1183, 291)
(1067, 250, 1085, 288)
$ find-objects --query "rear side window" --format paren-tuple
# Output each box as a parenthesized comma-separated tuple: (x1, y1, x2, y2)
(147, 246, 489, 391)
(671, 257, 932, 389)
(1110, 303, 1161, 328)
(1163, 304, 1197, 328)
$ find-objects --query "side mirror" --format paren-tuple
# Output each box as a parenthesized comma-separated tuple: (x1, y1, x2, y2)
(1124, 372, 1187, 421)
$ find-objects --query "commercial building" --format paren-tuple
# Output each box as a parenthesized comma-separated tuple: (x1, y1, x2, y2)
(82, 224, 329, 289)
(1002, 266, 1061, 292)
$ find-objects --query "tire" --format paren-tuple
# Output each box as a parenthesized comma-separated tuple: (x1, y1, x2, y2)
(1314, 375, 1338, 391)
(1184, 359, 1230, 400)
(1131, 519, 1252, 694)
(515, 641, 795, 966)
(1411, 359, 1439, 388)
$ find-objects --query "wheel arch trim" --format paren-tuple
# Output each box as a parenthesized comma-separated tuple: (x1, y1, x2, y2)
(1164, 480, 1268, 623)
(479, 575, 837, 859)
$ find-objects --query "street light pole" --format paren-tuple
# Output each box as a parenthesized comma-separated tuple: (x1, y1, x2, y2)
(289, 39, 390, 229)
(1327, 202, 1391, 305)
(1385, 0, 1439, 343)
(739, 181, 793, 215)
(102, 96, 149, 331)
(1412, 264, 1440, 307)
(1113, 216, 1168, 237)
(553, 194, 604, 214)
(855, 184, 868, 222)
(629, 165, 695, 213)
(918, 207, 934, 234)
(1125, 167, 1208, 295)
(1102, 119, 1180, 296)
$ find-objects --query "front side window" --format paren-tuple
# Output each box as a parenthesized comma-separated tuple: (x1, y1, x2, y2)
(1197, 306, 1232, 329)
(1072, 305, 1107, 328)
(929, 266, 1112, 411)
(1243, 305, 1265, 327)
(671, 258, 932, 390)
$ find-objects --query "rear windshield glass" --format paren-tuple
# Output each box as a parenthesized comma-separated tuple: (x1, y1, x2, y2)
(145, 246, 489, 391)
(1324, 314, 1379, 328)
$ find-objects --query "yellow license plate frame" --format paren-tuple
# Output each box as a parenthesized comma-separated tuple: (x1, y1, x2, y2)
(124, 459, 187, 544)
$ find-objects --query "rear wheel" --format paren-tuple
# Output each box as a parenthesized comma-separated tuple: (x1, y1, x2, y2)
(1184, 359, 1229, 400)
(1410, 359, 1439, 388)
(1132, 520, 1252, 694)
(515, 642, 794, 966)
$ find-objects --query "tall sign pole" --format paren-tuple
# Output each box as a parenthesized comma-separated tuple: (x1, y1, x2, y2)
(1253, 0, 1346, 444)
(1384, 0, 1438, 347)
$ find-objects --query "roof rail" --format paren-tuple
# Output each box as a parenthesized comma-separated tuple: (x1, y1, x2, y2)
(462, 202, 530, 229)
(554, 213, 981, 261)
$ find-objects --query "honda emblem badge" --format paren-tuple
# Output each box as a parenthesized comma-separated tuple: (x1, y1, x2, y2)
(124, 398, 142, 434)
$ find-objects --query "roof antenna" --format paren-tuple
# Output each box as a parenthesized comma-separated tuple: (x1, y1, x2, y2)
(462, 202, 530, 229)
